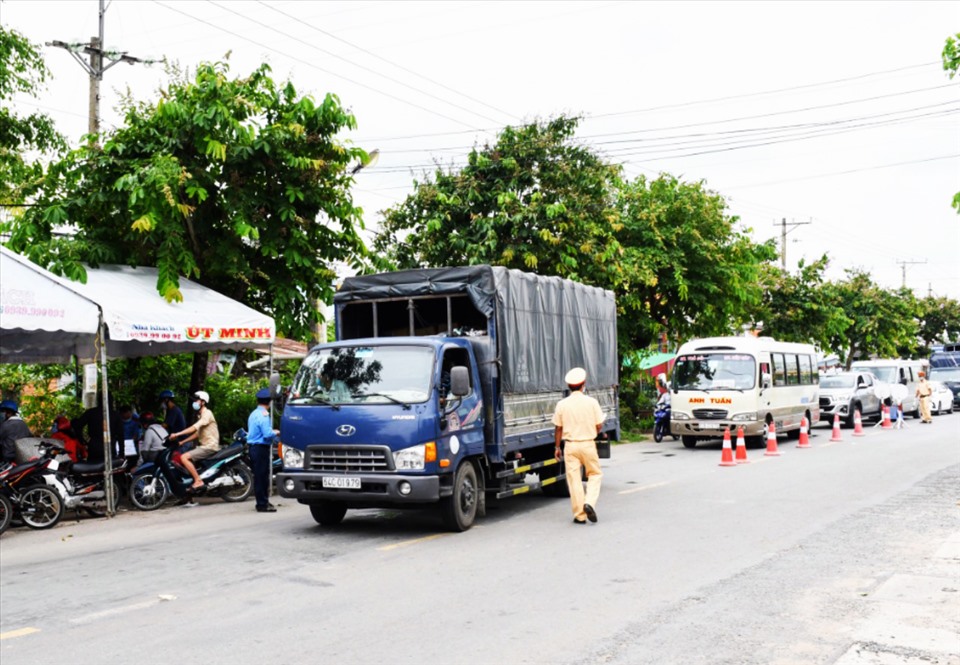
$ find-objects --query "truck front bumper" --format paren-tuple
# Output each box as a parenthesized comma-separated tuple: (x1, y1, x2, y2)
(672, 421, 767, 438)
(276, 471, 444, 504)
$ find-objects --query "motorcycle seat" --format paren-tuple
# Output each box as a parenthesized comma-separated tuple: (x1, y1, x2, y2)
(72, 458, 125, 475)
(200, 443, 243, 466)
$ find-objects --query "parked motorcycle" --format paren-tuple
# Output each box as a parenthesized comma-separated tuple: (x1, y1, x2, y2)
(0, 459, 65, 530)
(36, 441, 128, 517)
(653, 403, 678, 443)
(128, 432, 253, 510)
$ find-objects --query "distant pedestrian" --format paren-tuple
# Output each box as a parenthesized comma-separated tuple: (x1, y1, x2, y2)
(916, 371, 933, 424)
(247, 388, 279, 513)
(159, 390, 187, 437)
(0, 400, 33, 464)
(552, 367, 605, 525)
(138, 412, 167, 465)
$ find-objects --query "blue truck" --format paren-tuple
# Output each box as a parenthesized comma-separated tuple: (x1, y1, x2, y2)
(275, 265, 619, 531)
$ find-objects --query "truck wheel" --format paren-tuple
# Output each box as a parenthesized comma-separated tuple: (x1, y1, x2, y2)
(310, 501, 347, 526)
(681, 436, 697, 449)
(845, 402, 860, 428)
(441, 461, 478, 532)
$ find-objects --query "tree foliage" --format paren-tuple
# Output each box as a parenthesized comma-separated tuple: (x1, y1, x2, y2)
(827, 270, 920, 368)
(616, 174, 777, 349)
(749, 255, 851, 349)
(916, 295, 960, 350)
(5, 60, 370, 341)
(0, 27, 66, 206)
(373, 116, 624, 290)
(943, 33, 960, 213)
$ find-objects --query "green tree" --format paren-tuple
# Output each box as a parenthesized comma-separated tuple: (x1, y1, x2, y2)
(0, 27, 66, 207)
(827, 270, 920, 368)
(749, 255, 851, 349)
(373, 116, 624, 289)
(4, 60, 370, 390)
(943, 33, 960, 213)
(916, 295, 960, 350)
(616, 174, 777, 350)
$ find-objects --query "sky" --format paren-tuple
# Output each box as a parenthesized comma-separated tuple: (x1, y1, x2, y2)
(3, 0, 959, 301)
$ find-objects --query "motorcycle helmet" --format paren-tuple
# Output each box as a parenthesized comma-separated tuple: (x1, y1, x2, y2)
(0, 399, 18, 414)
(193, 390, 210, 404)
(159, 390, 175, 400)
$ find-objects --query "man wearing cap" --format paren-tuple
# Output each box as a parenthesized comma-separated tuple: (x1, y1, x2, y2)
(169, 391, 219, 491)
(248, 388, 280, 513)
(916, 371, 933, 424)
(159, 390, 187, 439)
(552, 367, 605, 524)
(0, 400, 33, 463)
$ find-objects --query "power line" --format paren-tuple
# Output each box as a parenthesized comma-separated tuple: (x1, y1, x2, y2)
(725, 154, 960, 190)
(255, 0, 522, 125)
(150, 0, 484, 130)
(205, 0, 509, 127)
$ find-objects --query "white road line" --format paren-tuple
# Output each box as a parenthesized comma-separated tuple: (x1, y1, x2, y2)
(619, 481, 670, 495)
(0, 627, 41, 640)
(69, 597, 170, 625)
(378, 533, 450, 551)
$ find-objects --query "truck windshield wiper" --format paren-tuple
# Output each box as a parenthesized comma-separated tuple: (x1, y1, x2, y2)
(290, 394, 341, 410)
(352, 391, 411, 409)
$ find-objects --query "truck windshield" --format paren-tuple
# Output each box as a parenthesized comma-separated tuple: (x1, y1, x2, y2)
(857, 366, 896, 383)
(673, 353, 756, 391)
(288, 345, 434, 406)
(820, 375, 856, 389)
(930, 368, 960, 381)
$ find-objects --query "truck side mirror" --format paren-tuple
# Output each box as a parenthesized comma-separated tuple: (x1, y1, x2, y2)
(269, 372, 286, 409)
(761, 373, 772, 390)
(450, 366, 470, 397)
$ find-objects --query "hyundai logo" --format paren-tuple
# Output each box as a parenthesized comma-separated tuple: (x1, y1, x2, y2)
(335, 424, 356, 437)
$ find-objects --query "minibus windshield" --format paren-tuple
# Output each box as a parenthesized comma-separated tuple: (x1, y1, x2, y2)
(673, 353, 756, 391)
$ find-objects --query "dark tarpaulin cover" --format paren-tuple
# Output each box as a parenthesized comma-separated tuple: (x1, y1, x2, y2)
(335, 266, 617, 394)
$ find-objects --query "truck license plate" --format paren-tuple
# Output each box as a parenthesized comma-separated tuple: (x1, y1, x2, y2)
(701, 422, 721, 430)
(322, 476, 361, 489)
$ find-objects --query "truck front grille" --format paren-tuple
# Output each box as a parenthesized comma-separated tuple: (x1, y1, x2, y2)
(305, 445, 393, 473)
(693, 409, 728, 420)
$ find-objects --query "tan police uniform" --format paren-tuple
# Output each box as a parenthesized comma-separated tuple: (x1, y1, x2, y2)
(916, 375, 933, 423)
(552, 368, 605, 523)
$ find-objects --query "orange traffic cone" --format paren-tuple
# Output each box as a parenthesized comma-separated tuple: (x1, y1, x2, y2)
(830, 414, 843, 442)
(719, 427, 737, 466)
(797, 416, 811, 448)
(880, 405, 893, 430)
(764, 421, 781, 456)
(852, 409, 865, 437)
(735, 426, 750, 463)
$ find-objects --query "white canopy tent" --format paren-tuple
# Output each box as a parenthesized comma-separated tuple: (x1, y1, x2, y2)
(1, 246, 276, 513)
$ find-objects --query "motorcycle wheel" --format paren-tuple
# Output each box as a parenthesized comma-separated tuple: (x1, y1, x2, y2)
(220, 462, 253, 503)
(19, 485, 65, 530)
(129, 474, 170, 511)
(653, 422, 664, 443)
(0, 493, 12, 534)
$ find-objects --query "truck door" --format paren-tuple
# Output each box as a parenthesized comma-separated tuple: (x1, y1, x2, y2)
(438, 347, 484, 458)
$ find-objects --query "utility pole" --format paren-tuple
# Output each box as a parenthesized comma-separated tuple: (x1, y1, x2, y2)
(47, 0, 153, 143)
(896, 259, 927, 289)
(773, 217, 812, 269)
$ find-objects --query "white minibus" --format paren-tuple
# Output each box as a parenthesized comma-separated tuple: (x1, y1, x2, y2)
(670, 336, 820, 448)
(850, 359, 928, 417)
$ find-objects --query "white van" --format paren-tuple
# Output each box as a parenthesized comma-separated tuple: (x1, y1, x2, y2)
(670, 336, 820, 448)
(850, 359, 928, 417)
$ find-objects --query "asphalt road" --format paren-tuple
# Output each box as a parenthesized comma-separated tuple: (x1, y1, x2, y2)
(1, 413, 958, 665)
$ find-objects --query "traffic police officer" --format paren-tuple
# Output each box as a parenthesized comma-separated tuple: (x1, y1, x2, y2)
(248, 388, 279, 512)
(552, 367, 605, 524)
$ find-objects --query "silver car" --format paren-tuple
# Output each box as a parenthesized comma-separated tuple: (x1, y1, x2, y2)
(818, 372, 883, 427)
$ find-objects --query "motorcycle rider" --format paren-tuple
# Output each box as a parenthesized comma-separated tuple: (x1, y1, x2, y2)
(0, 400, 33, 464)
(168, 391, 219, 493)
(655, 373, 671, 408)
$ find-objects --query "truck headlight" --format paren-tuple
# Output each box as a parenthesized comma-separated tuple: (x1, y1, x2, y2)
(672, 412, 690, 421)
(281, 445, 304, 469)
(731, 412, 757, 422)
(393, 444, 425, 471)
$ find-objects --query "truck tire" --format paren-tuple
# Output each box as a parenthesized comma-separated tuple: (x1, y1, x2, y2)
(441, 461, 479, 532)
(310, 500, 347, 526)
(681, 435, 697, 449)
(845, 402, 861, 429)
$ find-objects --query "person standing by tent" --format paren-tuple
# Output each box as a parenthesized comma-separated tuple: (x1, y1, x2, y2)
(247, 388, 279, 513)
(0, 400, 33, 463)
(159, 390, 187, 438)
(168, 391, 219, 492)
(50, 415, 87, 462)
(552, 367, 605, 525)
(916, 371, 934, 424)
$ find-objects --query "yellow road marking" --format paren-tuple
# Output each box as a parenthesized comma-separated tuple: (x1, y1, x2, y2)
(378, 533, 449, 551)
(0, 627, 40, 640)
(619, 481, 670, 495)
